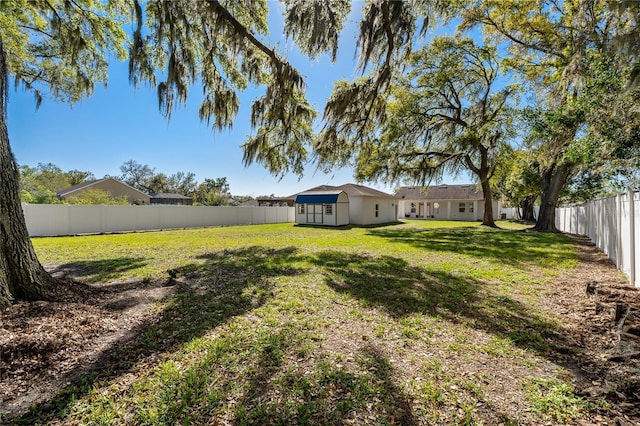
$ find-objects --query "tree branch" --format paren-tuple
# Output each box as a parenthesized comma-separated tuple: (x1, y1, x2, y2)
(18, 25, 53, 38)
(205, 0, 296, 88)
(483, 15, 565, 60)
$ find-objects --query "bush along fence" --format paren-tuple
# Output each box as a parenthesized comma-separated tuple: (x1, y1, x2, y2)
(555, 189, 640, 288)
(23, 204, 295, 237)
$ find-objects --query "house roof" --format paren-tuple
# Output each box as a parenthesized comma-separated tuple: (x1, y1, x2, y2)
(295, 190, 345, 204)
(56, 178, 148, 198)
(302, 183, 396, 199)
(149, 193, 192, 200)
(396, 184, 483, 201)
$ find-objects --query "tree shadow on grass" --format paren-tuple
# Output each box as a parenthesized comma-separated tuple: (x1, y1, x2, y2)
(13, 246, 304, 424)
(233, 342, 418, 425)
(138, 320, 419, 425)
(367, 226, 576, 267)
(47, 257, 149, 283)
(309, 250, 563, 355)
(294, 221, 404, 231)
(11, 245, 578, 424)
(101, 249, 570, 425)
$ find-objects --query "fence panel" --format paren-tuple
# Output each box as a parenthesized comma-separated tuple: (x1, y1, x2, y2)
(23, 204, 295, 237)
(23, 204, 70, 236)
(555, 190, 639, 287)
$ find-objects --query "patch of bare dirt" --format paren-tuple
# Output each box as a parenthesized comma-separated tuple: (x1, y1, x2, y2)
(0, 271, 179, 419)
(542, 235, 640, 424)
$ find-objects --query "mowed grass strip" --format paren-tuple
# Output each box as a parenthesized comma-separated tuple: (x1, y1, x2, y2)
(27, 220, 598, 425)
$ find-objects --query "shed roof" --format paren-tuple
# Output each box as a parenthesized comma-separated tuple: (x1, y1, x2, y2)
(295, 190, 345, 204)
(396, 184, 483, 201)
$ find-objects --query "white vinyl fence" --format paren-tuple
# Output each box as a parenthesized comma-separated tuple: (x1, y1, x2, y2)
(555, 189, 640, 287)
(23, 204, 295, 237)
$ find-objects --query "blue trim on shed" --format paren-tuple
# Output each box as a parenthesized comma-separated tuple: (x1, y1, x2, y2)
(295, 194, 340, 204)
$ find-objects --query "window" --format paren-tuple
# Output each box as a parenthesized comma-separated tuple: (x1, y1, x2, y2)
(469, 203, 474, 213)
(325, 204, 333, 215)
(375, 204, 379, 218)
(298, 204, 305, 214)
(459, 202, 466, 213)
(410, 203, 416, 213)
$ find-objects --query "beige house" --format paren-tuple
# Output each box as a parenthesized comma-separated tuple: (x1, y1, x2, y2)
(295, 183, 398, 226)
(396, 184, 500, 221)
(57, 178, 150, 204)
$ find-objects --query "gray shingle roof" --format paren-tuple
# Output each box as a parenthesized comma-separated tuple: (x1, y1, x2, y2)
(396, 184, 483, 201)
(302, 183, 396, 199)
(149, 193, 192, 200)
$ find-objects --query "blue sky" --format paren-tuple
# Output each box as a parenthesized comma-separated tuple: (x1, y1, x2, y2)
(7, 2, 470, 197)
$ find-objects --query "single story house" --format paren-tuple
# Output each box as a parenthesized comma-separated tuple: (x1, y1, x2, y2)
(395, 184, 500, 221)
(57, 178, 150, 204)
(295, 183, 398, 226)
(149, 193, 193, 205)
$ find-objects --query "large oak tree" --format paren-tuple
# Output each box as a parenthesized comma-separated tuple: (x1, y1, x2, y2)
(457, 0, 639, 230)
(319, 37, 518, 227)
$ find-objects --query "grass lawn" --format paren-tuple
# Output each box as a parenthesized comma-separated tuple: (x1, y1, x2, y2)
(22, 220, 606, 424)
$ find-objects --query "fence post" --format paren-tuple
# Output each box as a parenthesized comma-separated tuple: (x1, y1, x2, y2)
(617, 194, 623, 269)
(629, 188, 636, 287)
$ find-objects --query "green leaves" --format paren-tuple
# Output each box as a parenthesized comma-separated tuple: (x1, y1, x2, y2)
(283, 0, 351, 61)
(314, 0, 435, 174)
(243, 90, 316, 179)
(0, 0, 128, 105)
(364, 37, 513, 186)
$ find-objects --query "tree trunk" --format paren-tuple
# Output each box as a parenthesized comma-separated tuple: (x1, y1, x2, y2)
(532, 162, 573, 232)
(520, 195, 537, 222)
(480, 177, 497, 227)
(464, 148, 497, 228)
(0, 34, 57, 309)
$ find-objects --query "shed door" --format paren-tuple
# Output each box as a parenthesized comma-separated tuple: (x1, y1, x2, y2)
(307, 204, 323, 224)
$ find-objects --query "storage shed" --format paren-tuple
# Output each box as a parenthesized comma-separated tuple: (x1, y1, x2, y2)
(295, 190, 350, 226)
(294, 183, 398, 226)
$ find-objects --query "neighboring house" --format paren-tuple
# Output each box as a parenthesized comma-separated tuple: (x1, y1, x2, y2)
(257, 196, 296, 207)
(396, 184, 500, 221)
(149, 193, 193, 205)
(295, 183, 398, 226)
(57, 178, 150, 204)
(239, 199, 259, 207)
